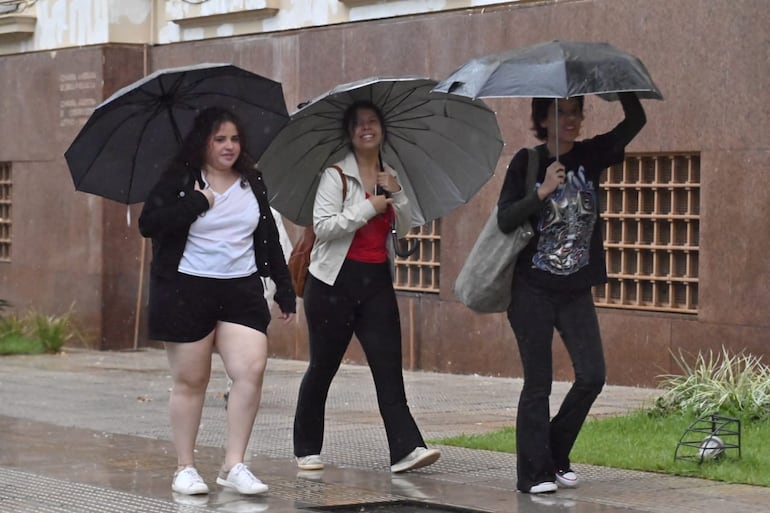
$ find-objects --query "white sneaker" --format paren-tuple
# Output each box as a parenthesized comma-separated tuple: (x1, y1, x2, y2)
(526, 481, 558, 494)
(171, 467, 209, 495)
(217, 463, 269, 495)
(390, 447, 441, 473)
(555, 469, 579, 488)
(296, 454, 324, 470)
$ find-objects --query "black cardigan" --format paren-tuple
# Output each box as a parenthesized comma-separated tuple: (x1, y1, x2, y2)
(138, 166, 296, 314)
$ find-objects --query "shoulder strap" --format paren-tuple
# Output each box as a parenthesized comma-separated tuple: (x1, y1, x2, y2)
(330, 165, 347, 201)
(525, 148, 539, 192)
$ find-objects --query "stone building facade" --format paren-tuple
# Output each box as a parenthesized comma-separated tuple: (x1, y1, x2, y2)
(1, 0, 767, 386)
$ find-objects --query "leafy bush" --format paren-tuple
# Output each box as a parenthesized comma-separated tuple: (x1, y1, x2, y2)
(0, 305, 81, 355)
(652, 347, 770, 420)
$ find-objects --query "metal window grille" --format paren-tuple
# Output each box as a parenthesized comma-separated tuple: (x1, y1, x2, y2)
(0, 162, 11, 262)
(394, 219, 440, 293)
(594, 153, 700, 313)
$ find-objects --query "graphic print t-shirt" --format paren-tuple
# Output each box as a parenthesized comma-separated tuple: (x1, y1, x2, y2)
(533, 165, 597, 275)
(510, 134, 625, 291)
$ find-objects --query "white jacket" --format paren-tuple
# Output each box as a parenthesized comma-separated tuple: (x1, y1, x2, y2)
(308, 151, 412, 286)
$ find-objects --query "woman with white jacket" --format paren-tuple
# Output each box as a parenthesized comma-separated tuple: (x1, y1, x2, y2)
(292, 100, 440, 474)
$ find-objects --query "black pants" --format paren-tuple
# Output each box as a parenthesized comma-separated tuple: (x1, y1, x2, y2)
(507, 275, 606, 492)
(293, 260, 425, 464)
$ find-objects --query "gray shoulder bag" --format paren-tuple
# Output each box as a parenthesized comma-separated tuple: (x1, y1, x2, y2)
(453, 148, 539, 313)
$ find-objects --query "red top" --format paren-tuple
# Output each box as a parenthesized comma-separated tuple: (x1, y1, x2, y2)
(347, 194, 391, 263)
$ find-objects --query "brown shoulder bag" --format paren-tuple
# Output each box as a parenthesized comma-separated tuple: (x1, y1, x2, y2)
(287, 166, 347, 297)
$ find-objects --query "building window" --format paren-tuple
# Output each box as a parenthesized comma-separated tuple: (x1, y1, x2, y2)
(594, 153, 700, 313)
(0, 162, 11, 262)
(394, 219, 440, 293)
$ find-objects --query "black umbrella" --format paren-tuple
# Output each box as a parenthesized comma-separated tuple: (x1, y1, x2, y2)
(434, 40, 663, 100)
(258, 76, 503, 228)
(65, 63, 289, 204)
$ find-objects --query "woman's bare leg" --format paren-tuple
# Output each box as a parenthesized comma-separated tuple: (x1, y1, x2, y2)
(165, 333, 215, 468)
(215, 322, 268, 470)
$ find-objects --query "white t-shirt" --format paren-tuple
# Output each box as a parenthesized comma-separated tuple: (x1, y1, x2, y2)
(178, 178, 259, 278)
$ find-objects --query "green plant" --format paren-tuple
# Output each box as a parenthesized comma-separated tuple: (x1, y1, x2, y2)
(0, 312, 37, 355)
(29, 310, 77, 352)
(434, 410, 770, 486)
(653, 347, 770, 420)
(433, 347, 770, 487)
(0, 305, 81, 355)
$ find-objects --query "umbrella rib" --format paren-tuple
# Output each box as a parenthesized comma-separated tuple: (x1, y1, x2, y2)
(387, 108, 502, 179)
(72, 103, 163, 193)
(183, 90, 289, 119)
(384, 139, 463, 223)
(381, 86, 428, 121)
(387, 129, 493, 174)
(126, 102, 179, 201)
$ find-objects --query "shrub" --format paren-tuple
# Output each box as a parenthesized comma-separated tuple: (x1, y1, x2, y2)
(652, 347, 770, 421)
(0, 305, 81, 355)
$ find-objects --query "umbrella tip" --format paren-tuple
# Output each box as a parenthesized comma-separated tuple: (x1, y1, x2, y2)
(297, 101, 310, 109)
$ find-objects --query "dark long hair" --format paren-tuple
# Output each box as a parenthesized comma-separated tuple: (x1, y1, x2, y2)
(167, 106, 254, 177)
(530, 96, 584, 141)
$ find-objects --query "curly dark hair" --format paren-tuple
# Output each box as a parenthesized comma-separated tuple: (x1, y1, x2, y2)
(530, 96, 584, 141)
(167, 106, 254, 177)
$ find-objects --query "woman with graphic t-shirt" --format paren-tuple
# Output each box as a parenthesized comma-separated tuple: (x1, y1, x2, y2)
(497, 93, 646, 494)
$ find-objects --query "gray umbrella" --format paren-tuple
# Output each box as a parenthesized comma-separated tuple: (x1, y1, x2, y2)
(433, 40, 663, 100)
(258, 76, 504, 227)
(434, 41, 662, 157)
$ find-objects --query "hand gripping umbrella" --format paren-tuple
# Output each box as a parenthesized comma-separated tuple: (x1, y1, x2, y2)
(433, 40, 663, 155)
(65, 63, 289, 204)
(258, 76, 504, 232)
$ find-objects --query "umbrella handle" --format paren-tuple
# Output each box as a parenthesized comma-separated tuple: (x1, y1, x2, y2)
(385, 201, 416, 257)
(392, 229, 418, 258)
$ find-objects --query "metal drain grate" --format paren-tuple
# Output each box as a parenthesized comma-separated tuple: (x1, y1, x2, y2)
(306, 500, 488, 513)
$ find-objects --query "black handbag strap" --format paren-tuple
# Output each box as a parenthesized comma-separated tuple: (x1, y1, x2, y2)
(525, 147, 539, 192)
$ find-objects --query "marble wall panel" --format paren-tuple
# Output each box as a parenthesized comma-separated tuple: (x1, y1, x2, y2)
(2, 1, 768, 382)
(698, 149, 770, 327)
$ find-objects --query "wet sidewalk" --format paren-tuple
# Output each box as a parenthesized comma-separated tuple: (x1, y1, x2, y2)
(1, 348, 768, 512)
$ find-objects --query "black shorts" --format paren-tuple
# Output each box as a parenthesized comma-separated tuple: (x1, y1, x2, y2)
(148, 272, 271, 342)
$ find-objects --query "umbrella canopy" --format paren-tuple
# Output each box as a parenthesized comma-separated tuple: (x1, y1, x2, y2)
(258, 76, 504, 227)
(433, 40, 663, 100)
(65, 63, 289, 204)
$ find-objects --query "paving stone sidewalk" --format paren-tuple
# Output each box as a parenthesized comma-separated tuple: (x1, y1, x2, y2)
(1, 348, 767, 513)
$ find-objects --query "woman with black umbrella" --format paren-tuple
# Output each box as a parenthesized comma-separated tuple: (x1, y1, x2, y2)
(139, 107, 295, 496)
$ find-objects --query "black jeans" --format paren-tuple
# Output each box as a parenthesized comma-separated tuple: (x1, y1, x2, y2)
(507, 275, 606, 492)
(293, 260, 425, 464)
